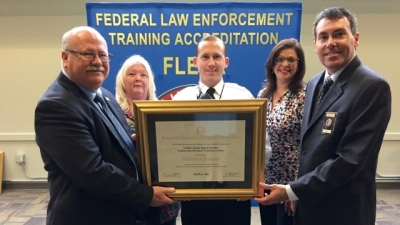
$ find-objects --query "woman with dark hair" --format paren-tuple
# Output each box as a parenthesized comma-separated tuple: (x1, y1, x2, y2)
(257, 38, 306, 225)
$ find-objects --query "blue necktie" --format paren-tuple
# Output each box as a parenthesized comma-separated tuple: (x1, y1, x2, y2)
(94, 94, 136, 156)
(312, 76, 334, 117)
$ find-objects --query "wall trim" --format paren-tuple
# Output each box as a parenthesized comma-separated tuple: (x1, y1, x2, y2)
(1, 132, 400, 141)
(384, 133, 400, 141)
(0, 133, 35, 141)
(2, 181, 48, 189)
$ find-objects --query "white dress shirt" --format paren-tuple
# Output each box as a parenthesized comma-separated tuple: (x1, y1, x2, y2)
(172, 80, 254, 100)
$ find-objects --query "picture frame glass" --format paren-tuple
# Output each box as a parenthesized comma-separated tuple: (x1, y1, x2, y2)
(147, 112, 254, 189)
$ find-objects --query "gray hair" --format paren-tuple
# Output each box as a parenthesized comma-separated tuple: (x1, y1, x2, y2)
(62, 26, 107, 50)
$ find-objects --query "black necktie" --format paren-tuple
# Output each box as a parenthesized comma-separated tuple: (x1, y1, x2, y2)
(94, 93, 136, 156)
(312, 76, 334, 117)
(199, 87, 216, 99)
(207, 88, 216, 99)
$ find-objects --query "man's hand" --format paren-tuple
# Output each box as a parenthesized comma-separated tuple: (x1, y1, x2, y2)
(253, 183, 289, 206)
(150, 186, 175, 207)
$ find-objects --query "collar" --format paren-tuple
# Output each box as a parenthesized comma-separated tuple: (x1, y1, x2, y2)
(198, 80, 224, 95)
(62, 71, 99, 100)
(324, 55, 356, 82)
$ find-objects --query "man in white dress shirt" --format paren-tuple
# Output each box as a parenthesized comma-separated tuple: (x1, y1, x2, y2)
(172, 35, 253, 101)
(173, 35, 253, 225)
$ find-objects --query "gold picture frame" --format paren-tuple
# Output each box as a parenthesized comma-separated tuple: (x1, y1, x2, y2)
(133, 99, 266, 200)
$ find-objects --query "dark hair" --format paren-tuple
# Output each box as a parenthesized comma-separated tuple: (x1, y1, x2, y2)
(260, 38, 305, 99)
(196, 35, 226, 56)
(313, 7, 358, 40)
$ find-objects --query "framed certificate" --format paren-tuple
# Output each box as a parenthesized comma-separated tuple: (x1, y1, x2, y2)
(133, 99, 266, 200)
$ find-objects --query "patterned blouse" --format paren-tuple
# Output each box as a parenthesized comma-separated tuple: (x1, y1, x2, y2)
(123, 110, 135, 132)
(257, 86, 306, 184)
(123, 110, 180, 224)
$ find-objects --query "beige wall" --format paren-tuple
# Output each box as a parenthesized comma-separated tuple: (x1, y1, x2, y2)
(0, 3, 399, 182)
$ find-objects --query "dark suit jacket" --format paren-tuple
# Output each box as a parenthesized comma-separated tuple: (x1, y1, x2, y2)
(290, 56, 391, 225)
(35, 72, 154, 225)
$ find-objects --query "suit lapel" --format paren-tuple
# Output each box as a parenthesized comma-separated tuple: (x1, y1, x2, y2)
(58, 73, 136, 164)
(102, 89, 130, 133)
(301, 73, 323, 137)
(95, 100, 136, 162)
(97, 90, 136, 164)
(308, 82, 343, 127)
(303, 56, 362, 135)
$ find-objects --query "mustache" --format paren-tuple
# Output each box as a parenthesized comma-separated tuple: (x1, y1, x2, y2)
(86, 66, 105, 71)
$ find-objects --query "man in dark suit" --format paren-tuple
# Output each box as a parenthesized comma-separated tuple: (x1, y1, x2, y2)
(35, 26, 174, 225)
(254, 7, 391, 225)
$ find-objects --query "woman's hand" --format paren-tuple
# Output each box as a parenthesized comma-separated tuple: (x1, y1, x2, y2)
(284, 200, 296, 216)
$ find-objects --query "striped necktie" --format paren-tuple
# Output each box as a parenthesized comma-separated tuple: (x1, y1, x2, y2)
(312, 76, 334, 117)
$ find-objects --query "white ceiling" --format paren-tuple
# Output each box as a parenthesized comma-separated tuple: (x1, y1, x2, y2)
(1, 0, 399, 17)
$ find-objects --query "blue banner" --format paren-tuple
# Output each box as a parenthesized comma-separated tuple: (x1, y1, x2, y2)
(86, 2, 302, 99)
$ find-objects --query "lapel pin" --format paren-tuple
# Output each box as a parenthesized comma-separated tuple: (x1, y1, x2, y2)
(105, 97, 110, 101)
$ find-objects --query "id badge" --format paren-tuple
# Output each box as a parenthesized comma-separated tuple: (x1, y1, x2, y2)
(322, 112, 337, 134)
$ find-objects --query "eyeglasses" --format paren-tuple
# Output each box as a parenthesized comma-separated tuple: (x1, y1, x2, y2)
(65, 49, 113, 62)
(274, 57, 299, 64)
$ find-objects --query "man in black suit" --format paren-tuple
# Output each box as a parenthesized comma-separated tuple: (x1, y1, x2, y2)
(35, 26, 174, 225)
(254, 7, 391, 225)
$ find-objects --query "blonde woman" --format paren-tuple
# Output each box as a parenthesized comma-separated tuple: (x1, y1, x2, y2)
(116, 54, 180, 225)
(116, 54, 157, 132)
